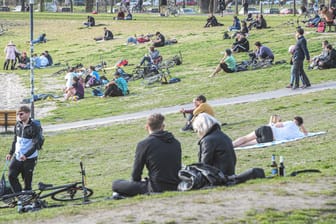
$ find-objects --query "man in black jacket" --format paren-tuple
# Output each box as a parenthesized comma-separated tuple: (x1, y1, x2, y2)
(292, 27, 311, 89)
(112, 113, 181, 198)
(6, 106, 40, 193)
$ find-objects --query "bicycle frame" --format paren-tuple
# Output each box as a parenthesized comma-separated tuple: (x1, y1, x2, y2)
(0, 161, 93, 209)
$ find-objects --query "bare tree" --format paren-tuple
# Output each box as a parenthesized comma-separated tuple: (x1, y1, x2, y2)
(86, 0, 94, 12)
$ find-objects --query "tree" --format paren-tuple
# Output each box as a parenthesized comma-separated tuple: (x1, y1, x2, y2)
(200, 0, 234, 13)
(86, 0, 94, 12)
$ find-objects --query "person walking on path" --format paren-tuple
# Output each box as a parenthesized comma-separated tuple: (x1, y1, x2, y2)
(292, 27, 311, 89)
(6, 105, 40, 193)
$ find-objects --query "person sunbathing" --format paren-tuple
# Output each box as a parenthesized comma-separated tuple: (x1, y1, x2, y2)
(233, 116, 308, 148)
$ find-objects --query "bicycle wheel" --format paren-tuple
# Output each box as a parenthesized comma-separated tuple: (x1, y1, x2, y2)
(51, 186, 93, 202)
(143, 74, 162, 86)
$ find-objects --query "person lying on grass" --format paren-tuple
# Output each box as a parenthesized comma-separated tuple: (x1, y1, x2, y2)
(233, 116, 308, 148)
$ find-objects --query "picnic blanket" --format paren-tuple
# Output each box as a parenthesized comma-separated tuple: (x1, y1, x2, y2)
(235, 131, 326, 150)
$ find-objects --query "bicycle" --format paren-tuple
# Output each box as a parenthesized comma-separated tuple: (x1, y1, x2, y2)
(160, 51, 183, 69)
(0, 161, 93, 211)
(142, 66, 172, 86)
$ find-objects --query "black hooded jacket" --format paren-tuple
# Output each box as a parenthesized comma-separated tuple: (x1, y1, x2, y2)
(132, 130, 182, 192)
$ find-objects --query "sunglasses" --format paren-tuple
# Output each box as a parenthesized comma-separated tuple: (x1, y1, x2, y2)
(17, 112, 25, 116)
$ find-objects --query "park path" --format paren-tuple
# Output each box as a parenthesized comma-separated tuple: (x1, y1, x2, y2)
(43, 81, 336, 132)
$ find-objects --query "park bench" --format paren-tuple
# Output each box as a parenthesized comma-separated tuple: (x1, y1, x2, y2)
(325, 21, 336, 32)
(0, 110, 16, 133)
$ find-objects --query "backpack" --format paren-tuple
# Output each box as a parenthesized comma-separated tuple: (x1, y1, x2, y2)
(0, 162, 13, 196)
(317, 22, 325, 33)
(177, 163, 228, 191)
(32, 120, 45, 150)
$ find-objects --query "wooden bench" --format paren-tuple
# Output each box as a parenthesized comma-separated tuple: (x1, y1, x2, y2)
(0, 110, 17, 133)
(325, 21, 336, 32)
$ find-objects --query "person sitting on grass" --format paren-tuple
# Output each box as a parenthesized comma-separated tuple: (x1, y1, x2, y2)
(85, 66, 101, 87)
(64, 76, 84, 101)
(44, 50, 53, 66)
(152, 31, 165, 47)
(228, 16, 241, 31)
(84, 15, 95, 27)
(233, 116, 308, 148)
(94, 27, 114, 41)
(318, 44, 336, 69)
(17, 51, 30, 70)
(209, 48, 236, 77)
(102, 71, 129, 97)
(192, 113, 236, 176)
(309, 40, 329, 70)
(204, 13, 224, 28)
(232, 32, 249, 53)
(255, 15, 267, 29)
(179, 95, 215, 131)
(111, 113, 181, 199)
(139, 46, 161, 67)
(253, 41, 274, 63)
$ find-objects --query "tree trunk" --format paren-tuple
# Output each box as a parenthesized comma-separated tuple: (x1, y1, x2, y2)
(86, 0, 94, 12)
(200, 0, 233, 13)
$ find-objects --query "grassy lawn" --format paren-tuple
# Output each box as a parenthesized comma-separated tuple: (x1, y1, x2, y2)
(0, 12, 336, 223)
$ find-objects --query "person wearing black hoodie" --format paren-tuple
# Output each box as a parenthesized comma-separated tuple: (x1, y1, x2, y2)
(112, 113, 182, 198)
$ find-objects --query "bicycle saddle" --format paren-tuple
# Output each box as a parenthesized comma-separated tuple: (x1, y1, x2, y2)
(38, 182, 53, 190)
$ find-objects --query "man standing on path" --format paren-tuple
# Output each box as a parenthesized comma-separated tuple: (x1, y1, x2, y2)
(6, 105, 40, 193)
(292, 27, 311, 89)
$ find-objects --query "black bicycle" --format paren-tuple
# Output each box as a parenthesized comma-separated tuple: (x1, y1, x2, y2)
(0, 161, 93, 211)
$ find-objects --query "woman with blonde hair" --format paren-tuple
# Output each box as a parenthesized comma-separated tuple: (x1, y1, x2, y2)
(192, 113, 236, 175)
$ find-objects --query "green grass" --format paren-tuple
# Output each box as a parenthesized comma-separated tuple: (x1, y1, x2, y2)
(1, 12, 336, 223)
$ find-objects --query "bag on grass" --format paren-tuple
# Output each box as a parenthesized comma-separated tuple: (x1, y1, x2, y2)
(0, 163, 13, 196)
(177, 163, 228, 191)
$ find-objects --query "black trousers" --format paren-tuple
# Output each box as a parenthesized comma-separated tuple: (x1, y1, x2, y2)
(8, 157, 37, 193)
(104, 84, 123, 97)
(292, 59, 310, 87)
(112, 179, 149, 197)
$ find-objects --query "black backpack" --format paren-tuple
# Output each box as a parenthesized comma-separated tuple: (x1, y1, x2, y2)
(32, 120, 45, 150)
(177, 163, 228, 191)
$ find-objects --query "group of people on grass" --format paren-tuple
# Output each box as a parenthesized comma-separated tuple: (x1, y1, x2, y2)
(110, 94, 308, 198)
(211, 24, 336, 90)
(3, 40, 53, 70)
(4, 95, 309, 200)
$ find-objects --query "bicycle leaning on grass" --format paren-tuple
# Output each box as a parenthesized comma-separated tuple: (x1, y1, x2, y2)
(0, 161, 93, 212)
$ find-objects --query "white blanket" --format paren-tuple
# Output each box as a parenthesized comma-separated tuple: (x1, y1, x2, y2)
(235, 131, 326, 150)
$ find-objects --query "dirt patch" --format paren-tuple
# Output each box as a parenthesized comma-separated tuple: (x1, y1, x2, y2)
(1, 73, 57, 118)
(31, 177, 336, 224)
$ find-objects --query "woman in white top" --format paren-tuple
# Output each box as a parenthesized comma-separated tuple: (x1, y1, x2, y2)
(233, 116, 308, 148)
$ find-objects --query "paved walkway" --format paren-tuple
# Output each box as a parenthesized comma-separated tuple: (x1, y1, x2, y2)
(44, 81, 336, 132)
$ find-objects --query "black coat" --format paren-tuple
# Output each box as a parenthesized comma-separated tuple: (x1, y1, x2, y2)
(198, 124, 236, 176)
(294, 35, 310, 61)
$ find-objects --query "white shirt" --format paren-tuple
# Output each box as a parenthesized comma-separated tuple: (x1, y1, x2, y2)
(271, 121, 305, 141)
(40, 55, 49, 67)
(64, 72, 75, 88)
